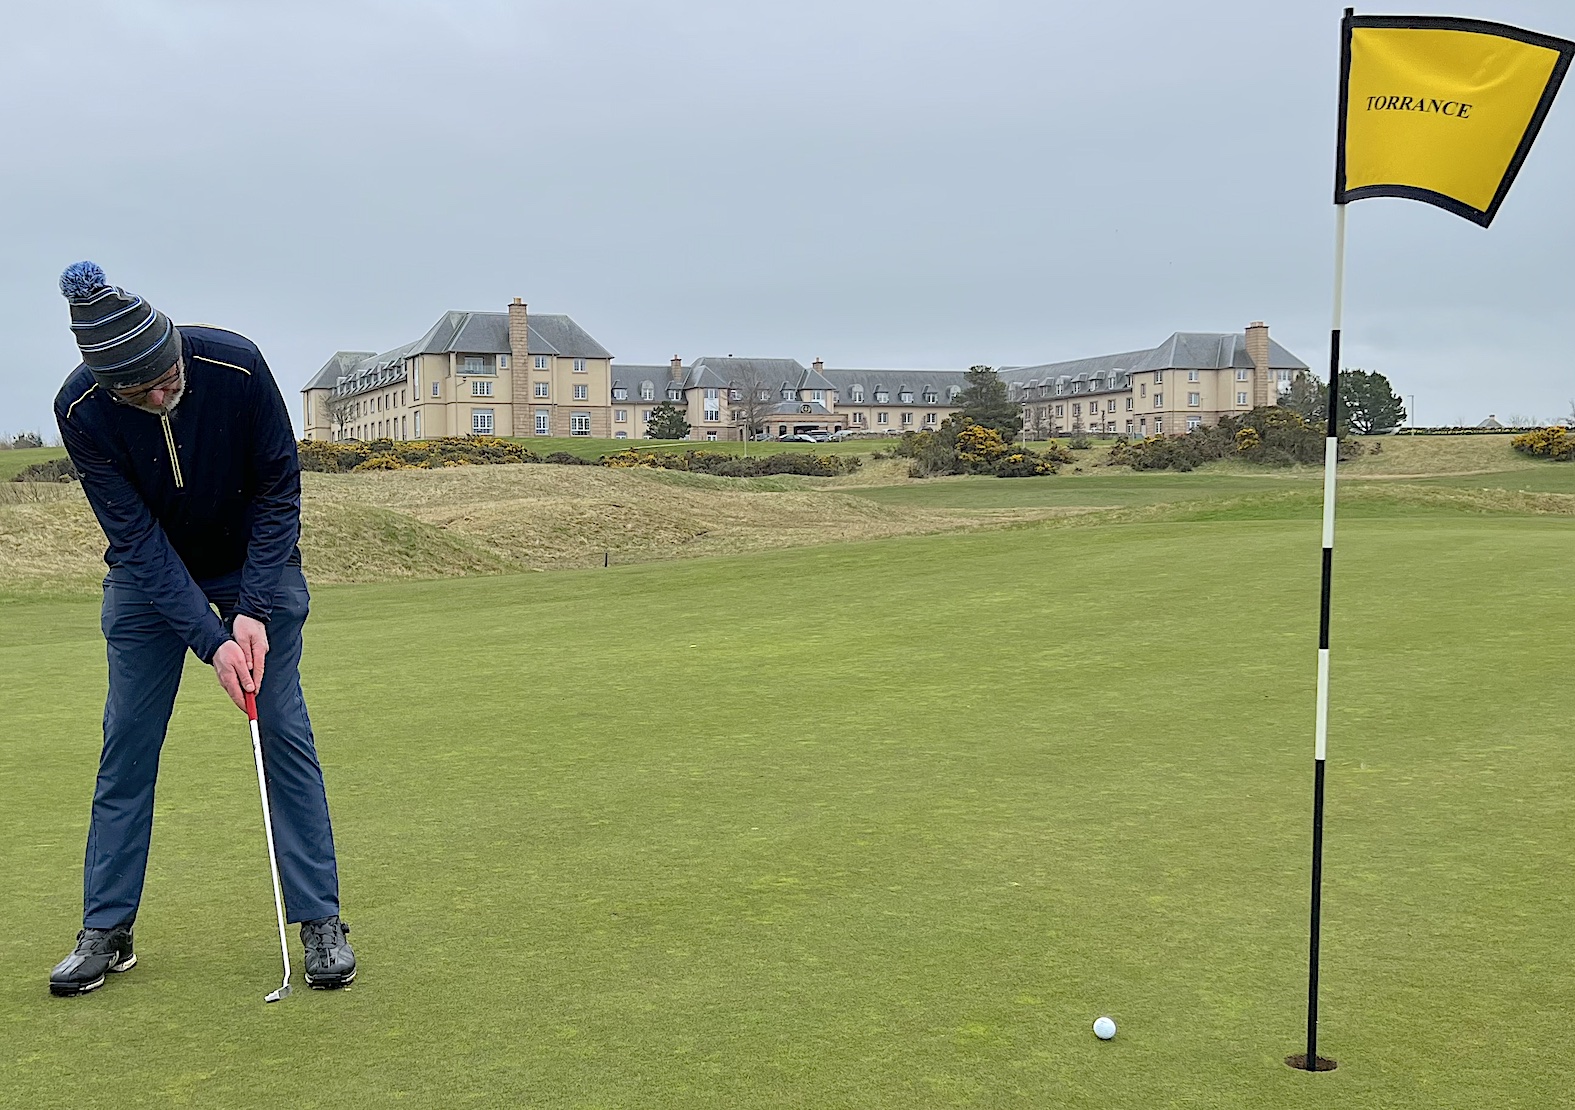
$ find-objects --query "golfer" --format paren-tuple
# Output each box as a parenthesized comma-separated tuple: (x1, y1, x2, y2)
(48, 262, 355, 996)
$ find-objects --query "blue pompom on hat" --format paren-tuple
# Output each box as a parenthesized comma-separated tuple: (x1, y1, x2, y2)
(59, 262, 182, 388)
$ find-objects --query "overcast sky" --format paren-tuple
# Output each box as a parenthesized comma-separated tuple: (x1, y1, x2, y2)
(5, 0, 1574, 436)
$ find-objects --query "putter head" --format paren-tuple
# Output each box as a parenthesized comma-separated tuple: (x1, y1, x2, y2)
(265, 984, 292, 1003)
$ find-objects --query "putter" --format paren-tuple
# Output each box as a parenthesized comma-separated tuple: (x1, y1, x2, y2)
(246, 690, 293, 1003)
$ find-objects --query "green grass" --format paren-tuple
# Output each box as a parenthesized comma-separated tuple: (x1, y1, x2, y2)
(0, 445, 67, 481)
(2, 488, 1571, 1107)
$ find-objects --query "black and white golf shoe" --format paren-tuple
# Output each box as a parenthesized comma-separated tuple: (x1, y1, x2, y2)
(49, 925, 136, 997)
(301, 916, 356, 989)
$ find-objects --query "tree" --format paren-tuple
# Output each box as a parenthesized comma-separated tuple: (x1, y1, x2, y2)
(725, 364, 780, 445)
(319, 391, 357, 441)
(1279, 371, 1328, 425)
(1339, 368, 1406, 434)
(646, 401, 691, 441)
(10, 431, 44, 449)
(1566, 398, 1575, 427)
(956, 365, 1022, 440)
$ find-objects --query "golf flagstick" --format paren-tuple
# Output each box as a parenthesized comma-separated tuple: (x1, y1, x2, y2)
(246, 690, 293, 1002)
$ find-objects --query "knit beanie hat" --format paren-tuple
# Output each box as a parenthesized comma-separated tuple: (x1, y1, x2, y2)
(59, 262, 183, 389)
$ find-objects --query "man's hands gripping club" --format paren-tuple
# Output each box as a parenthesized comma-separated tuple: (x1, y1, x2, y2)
(213, 614, 269, 711)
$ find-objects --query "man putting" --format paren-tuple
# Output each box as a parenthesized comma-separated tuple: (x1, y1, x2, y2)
(49, 262, 355, 997)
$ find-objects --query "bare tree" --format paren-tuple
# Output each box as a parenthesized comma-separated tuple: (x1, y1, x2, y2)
(1567, 398, 1575, 426)
(726, 364, 782, 448)
(319, 390, 358, 441)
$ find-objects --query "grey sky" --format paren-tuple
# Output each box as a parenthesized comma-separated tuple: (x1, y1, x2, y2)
(5, 0, 1573, 436)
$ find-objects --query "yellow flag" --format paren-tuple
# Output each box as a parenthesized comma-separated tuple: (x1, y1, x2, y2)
(1338, 12, 1574, 226)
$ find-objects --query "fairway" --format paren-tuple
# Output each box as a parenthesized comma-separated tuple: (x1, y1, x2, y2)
(2, 483, 1571, 1108)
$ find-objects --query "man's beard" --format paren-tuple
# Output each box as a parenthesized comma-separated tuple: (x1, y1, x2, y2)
(129, 370, 186, 415)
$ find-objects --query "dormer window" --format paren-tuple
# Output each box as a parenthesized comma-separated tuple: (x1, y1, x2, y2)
(611, 386, 628, 401)
(874, 389, 890, 403)
(666, 386, 683, 401)
(899, 390, 914, 403)
(922, 389, 938, 403)
(639, 381, 655, 401)
(850, 387, 865, 403)
(948, 386, 961, 401)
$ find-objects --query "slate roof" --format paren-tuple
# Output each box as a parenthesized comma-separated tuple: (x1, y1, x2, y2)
(303, 309, 612, 395)
(1000, 331, 1307, 387)
(818, 368, 970, 397)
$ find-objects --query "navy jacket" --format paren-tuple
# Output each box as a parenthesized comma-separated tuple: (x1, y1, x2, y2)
(55, 326, 302, 664)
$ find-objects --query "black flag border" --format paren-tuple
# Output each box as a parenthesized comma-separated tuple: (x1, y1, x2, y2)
(1335, 11, 1575, 227)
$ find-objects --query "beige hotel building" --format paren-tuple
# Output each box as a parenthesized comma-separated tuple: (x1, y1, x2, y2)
(302, 299, 1305, 444)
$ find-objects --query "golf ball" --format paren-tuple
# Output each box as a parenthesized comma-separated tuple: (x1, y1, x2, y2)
(1093, 1016, 1116, 1040)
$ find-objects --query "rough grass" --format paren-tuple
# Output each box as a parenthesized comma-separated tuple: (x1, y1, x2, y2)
(2, 506, 1570, 1108)
(0, 445, 68, 481)
(0, 465, 1040, 598)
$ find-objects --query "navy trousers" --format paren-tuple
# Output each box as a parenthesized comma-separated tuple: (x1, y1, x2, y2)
(85, 563, 340, 929)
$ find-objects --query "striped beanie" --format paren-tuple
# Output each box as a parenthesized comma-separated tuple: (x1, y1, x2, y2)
(59, 262, 182, 388)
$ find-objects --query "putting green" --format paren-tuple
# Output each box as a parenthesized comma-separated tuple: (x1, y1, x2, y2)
(1, 495, 1570, 1107)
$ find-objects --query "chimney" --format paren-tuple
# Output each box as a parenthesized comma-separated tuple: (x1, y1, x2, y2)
(1245, 321, 1272, 408)
(812, 358, 824, 374)
(670, 355, 684, 382)
(508, 297, 529, 374)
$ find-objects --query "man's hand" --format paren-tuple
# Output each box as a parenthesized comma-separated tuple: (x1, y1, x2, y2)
(213, 615, 269, 711)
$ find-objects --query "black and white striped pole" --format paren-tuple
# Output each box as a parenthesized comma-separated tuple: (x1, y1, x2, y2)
(1301, 200, 1347, 1074)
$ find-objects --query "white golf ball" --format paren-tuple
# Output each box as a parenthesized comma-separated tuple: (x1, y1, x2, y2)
(1093, 1016, 1116, 1041)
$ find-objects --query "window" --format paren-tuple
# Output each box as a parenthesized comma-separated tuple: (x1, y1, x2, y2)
(534, 381, 549, 399)
(641, 409, 652, 424)
(1072, 403, 1081, 415)
(1187, 392, 1200, 407)
(1154, 371, 1164, 383)
(851, 412, 864, 424)
(431, 382, 440, 398)
(471, 408, 494, 435)
(1237, 392, 1249, 406)
(1125, 420, 1133, 435)
(667, 386, 683, 401)
(922, 389, 937, 403)
(874, 389, 889, 403)
(615, 431, 628, 439)
(877, 411, 888, 424)
(612, 386, 628, 401)
(1154, 393, 1164, 407)
(810, 390, 823, 402)
(401, 416, 407, 438)
(1237, 368, 1250, 381)
(1054, 405, 1063, 417)
(1187, 416, 1202, 431)
(535, 412, 550, 435)
(573, 358, 586, 373)
(1125, 397, 1133, 411)
(1055, 382, 1065, 396)
(925, 412, 938, 424)
(901, 412, 913, 425)
(705, 388, 719, 401)
(640, 381, 655, 401)
(1154, 418, 1164, 434)
(1139, 383, 1146, 397)
(498, 355, 509, 369)
(1187, 370, 1199, 382)
(899, 390, 913, 403)
(851, 387, 865, 403)
(614, 409, 628, 422)
(472, 380, 493, 397)
(465, 357, 485, 374)
(1107, 400, 1117, 412)
(413, 411, 421, 437)
(534, 356, 548, 370)
(705, 431, 718, 441)
(570, 413, 591, 435)
(948, 386, 962, 401)
(573, 384, 589, 401)
(1072, 382, 1082, 394)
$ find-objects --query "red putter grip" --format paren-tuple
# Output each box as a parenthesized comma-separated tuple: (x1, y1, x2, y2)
(244, 690, 258, 722)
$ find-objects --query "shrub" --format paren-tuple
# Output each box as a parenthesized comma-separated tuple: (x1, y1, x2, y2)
(595, 449, 860, 479)
(297, 436, 540, 472)
(1511, 427, 1574, 461)
(353, 454, 405, 471)
(990, 450, 1058, 477)
(1068, 434, 1093, 451)
(1109, 408, 1360, 472)
(543, 451, 592, 466)
(11, 457, 79, 482)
